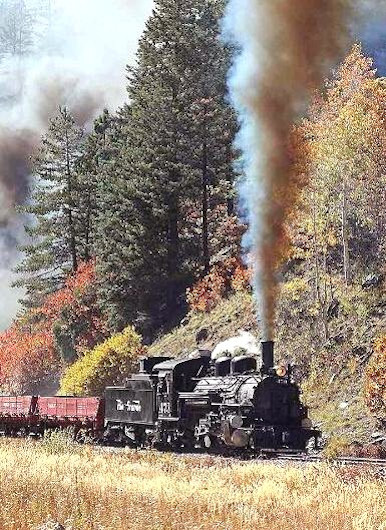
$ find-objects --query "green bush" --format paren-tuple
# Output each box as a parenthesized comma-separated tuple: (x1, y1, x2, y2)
(41, 429, 80, 455)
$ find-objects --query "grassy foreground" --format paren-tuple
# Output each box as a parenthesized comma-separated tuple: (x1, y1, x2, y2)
(0, 438, 385, 530)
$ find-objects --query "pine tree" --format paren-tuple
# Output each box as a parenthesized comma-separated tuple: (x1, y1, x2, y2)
(15, 107, 85, 305)
(94, 0, 237, 336)
(181, 0, 238, 272)
(77, 109, 114, 261)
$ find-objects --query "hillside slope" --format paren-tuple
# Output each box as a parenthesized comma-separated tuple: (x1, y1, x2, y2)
(149, 280, 386, 443)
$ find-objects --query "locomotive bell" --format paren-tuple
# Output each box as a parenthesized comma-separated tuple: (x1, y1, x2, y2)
(229, 414, 243, 429)
(261, 340, 274, 373)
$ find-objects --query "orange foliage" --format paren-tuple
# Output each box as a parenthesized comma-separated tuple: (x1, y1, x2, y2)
(0, 261, 107, 393)
(37, 260, 107, 352)
(0, 324, 57, 394)
(364, 335, 386, 424)
(187, 258, 251, 313)
(230, 260, 252, 292)
(290, 44, 386, 270)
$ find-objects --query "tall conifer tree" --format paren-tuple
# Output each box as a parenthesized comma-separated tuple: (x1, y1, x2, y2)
(94, 0, 237, 335)
(15, 107, 85, 305)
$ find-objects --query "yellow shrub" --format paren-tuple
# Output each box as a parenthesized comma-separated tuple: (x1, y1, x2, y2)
(323, 435, 351, 459)
(281, 277, 310, 302)
(59, 326, 146, 396)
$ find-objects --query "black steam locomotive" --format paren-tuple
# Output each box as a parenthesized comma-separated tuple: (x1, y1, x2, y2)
(104, 341, 320, 453)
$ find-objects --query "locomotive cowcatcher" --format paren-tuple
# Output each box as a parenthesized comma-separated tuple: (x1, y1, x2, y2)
(104, 341, 320, 453)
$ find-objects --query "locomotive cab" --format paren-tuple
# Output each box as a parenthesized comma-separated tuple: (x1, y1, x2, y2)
(152, 354, 211, 419)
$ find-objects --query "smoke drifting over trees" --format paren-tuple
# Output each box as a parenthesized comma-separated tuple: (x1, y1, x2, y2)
(0, 0, 385, 338)
(0, 0, 153, 329)
(223, 0, 386, 340)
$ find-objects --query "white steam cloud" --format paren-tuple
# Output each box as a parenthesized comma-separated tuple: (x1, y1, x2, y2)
(0, 0, 153, 330)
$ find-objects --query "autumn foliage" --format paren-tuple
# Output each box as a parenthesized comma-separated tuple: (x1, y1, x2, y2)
(0, 262, 107, 394)
(364, 335, 386, 424)
(186, 258, 251, 312)
(59, 326, 145, 396)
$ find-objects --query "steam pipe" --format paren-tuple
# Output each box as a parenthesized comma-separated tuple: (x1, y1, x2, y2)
(261, 341, 274, 373)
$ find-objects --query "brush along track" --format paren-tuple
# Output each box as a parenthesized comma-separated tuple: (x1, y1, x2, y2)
(274, 453, 386, 467)
(3, 430, 385, 468)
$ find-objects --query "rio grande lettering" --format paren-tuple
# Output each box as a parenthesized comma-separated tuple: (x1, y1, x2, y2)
(116, 399, 142, 412)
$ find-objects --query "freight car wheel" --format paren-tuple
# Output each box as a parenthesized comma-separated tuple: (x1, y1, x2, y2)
(74, 430, 86, 444)
(18, 427, 29, 437)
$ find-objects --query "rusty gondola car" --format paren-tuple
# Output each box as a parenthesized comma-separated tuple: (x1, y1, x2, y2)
(0, 395, 104, 440)
(0, 395, 37, 435)
(36, 396, 105, 440)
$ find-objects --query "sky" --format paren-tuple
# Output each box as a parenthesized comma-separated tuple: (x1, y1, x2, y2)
(362, 22, 386, 75)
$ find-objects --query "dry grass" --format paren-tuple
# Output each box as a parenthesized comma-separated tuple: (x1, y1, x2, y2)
(0, 438, 385, 530)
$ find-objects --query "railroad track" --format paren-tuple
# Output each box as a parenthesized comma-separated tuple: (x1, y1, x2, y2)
(95, 444, 386, 468)
(274, 453, 386, 467)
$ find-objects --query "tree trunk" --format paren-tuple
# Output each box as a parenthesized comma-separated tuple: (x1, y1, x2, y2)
(312, 192, 329, 341)
(166, 187, 179, 315)
(65, 127, 78, 272)
(84, 189, 92, 262)
(202, 139, 210, 274)
(226, 142, 234, 216)
(342, 180, 350, 285)
(83, 129, 105, 262)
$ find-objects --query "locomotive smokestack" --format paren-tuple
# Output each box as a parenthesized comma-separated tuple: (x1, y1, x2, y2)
(261, 341, 274, 373)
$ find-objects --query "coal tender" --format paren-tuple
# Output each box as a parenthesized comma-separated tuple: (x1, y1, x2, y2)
(104, 341, 320, 453)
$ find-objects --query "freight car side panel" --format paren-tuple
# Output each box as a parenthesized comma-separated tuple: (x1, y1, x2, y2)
(37, 397, 104, 421)
(0, 396, 37, 416)
(105, 382, 155, 425)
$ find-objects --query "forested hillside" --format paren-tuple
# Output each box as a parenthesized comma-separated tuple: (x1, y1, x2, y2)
(0, 0, 384, 441)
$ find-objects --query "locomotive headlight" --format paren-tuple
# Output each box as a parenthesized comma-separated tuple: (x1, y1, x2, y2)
(276, 365, 287, 377)
(302, 418, 313, 429)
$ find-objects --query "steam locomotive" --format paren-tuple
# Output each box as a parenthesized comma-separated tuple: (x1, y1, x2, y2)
(0, 341, 319, 454)
(104, 341, 320, 453)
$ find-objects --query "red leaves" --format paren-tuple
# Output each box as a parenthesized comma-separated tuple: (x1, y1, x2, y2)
(231, 261, 252, 292)
(0, 261, 107, 393)
(186, 258, 251, 313)
(37, 261, 107, 352)
(38, 261, 96, 319)
(0, 321, 56, 393)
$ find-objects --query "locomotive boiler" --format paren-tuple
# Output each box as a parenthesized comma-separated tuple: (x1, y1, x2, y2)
(104, 341, 320, 453)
